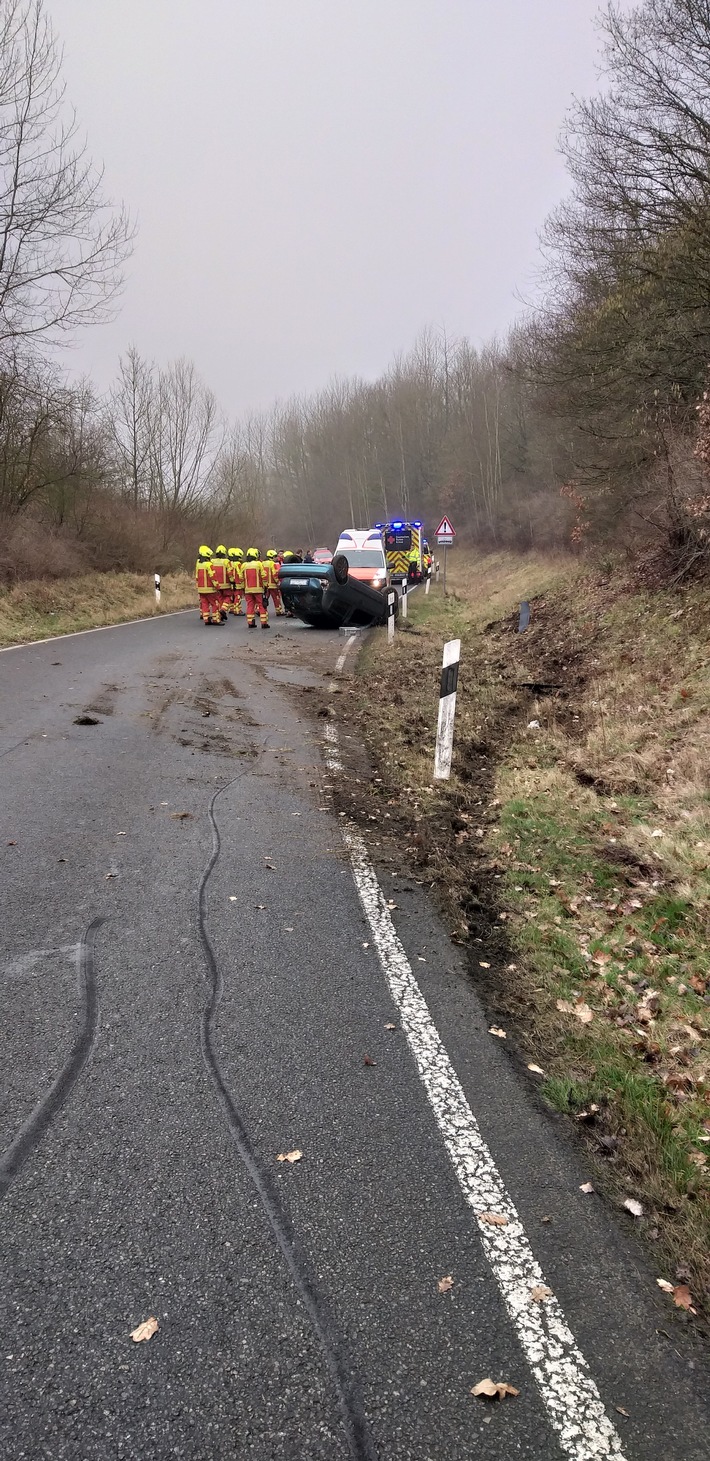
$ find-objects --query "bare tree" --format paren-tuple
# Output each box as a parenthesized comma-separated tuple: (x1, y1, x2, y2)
(149, 358, 222, 538)
(0, 0, 133, 353)
(108, 347, 154, 508)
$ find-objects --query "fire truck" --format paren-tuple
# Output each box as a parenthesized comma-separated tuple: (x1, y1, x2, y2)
(375, 520, 430, 583)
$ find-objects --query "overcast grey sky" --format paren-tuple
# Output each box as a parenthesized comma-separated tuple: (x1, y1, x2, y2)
(49, 0, 612, 416)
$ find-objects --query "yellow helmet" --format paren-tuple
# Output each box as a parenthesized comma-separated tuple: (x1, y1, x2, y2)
(266, 549, 277, 559)
(198, 545, 212, 559)
(228, 547, 243, 560)
(215, 544, 227, 556)
(246, 547, 259, 560)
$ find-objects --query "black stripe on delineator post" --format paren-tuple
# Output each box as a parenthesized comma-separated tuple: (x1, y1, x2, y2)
(440, 661, 459, 699)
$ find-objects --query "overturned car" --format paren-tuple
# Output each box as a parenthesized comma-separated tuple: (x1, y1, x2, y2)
(278, 554, 395, 629)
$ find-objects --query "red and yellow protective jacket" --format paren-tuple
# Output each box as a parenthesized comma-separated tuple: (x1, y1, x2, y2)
(242, 559, 266, 594)
(210, 554, 229, 590)
(228, 558, 243, 590)
(264, 559, 280, 590)
(195, 559, 218, 593)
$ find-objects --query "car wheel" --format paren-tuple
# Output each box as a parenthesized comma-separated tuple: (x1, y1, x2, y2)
(333, 553, 349, 585)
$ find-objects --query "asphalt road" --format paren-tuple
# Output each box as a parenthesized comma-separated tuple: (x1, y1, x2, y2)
(1, 608, 709, 1460)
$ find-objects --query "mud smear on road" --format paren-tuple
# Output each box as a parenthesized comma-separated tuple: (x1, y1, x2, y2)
(146, 669, 258, 758)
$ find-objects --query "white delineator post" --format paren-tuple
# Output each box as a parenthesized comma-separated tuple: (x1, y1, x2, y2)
(154, 573, 161, 607)
(387, 589, 396, 643)
(401, 578, 408, 618)
(425, 574, 431, 596)
(434, 638, 461, 780)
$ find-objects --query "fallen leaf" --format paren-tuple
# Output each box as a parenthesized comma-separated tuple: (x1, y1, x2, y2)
(478, 1212, 508, 1226)
(672, 1284, 694, 1311)
(277, 1149, 303, 1164)
(556, 999, 575, 1015)
(386, 900, 398, 910)
(593, 951, 612, 966)
(575, 1002, 594, 1025)
(580, 1182, 594, 1194)
(170, 811, 192, 821)
(479, 960, 491, 969)
(384, 1022, 397, 1030)
(689, 1151, 707, 1167)
(255, 904, 266, 910)
(657, 1279, 675, 1293)
(229, 896, 238, 902)
(131, 1316, 158, 1343)
(363, 1054, 376, 1067)
(105, 872, 118, 880)
(471, 1378, 519, 1400)
(362, 942, 369, 949)
(616, 1406, 630, 1418)
(527, 1063, 545, 1075)
(623, 1198, 644, 1218)
(651, 828, 664, 838)
(437, 1276, 454, 1293)
(489, 1026, 507, 1039)
(530, 1285, 553, 1302)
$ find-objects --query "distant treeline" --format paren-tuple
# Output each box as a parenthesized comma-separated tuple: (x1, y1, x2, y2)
(3, 0, 710, 581)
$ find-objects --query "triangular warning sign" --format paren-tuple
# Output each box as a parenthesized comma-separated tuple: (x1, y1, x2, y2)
(435, 516, 456, 536)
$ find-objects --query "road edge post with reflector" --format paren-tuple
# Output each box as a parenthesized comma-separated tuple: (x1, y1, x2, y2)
(401, 578, 408, 618)
(425, 574, 431, 595)
(434, 638, 461, 779)
(154, 573, 161, 607)
(387, 589, 396, 643)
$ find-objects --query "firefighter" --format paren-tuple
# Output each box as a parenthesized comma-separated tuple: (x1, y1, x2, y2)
(242, 548, 269, 628)
(210, 544, 230, 620)
(264, 549, 285, 616)
(195, 545, 221, 625)
(407, 548, 420, 584)
(227, 547, 244, 615)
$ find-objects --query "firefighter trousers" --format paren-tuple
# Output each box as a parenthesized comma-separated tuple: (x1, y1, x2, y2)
(245, 593, 268, 626)
(199, 593, 221, 623)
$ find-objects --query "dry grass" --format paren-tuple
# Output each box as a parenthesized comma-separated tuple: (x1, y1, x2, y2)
(0, 570, 196, 647)
(342, 550, 710, 1317)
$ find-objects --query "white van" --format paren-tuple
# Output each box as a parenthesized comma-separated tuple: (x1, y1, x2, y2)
(334, 528, 389, 590)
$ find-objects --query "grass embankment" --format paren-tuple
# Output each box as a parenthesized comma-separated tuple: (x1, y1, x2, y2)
(342, 551, 710, 1314)
(0, 571, 196, 648)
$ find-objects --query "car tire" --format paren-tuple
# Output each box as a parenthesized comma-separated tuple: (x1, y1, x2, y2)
(333, 553, 349, 585)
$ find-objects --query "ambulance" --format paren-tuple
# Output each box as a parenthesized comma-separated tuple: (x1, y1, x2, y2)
(333, 528, 390, 591)
(375, 520, 428, 583)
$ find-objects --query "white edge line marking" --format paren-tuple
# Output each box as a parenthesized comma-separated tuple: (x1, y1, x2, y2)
(324, 721, 625, 1459)
(334, 634, 357, 676)
(0, 608, 195, 653)
(322, 722, 343, 772)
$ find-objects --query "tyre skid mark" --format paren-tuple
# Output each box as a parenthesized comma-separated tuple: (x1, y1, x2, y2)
(0, 918, 104, 1200)
(197, 771, 379, 1461)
